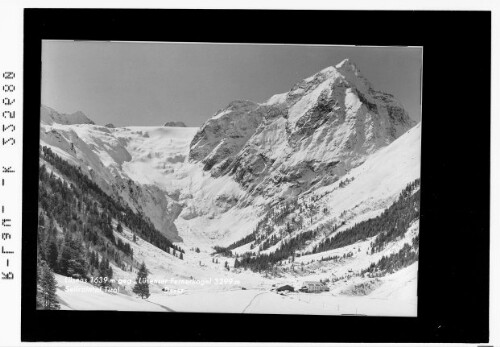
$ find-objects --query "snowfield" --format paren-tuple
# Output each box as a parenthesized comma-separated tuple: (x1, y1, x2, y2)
(147, 286, 416, 316)
(149, 262, 417, 316)
(55, 260, 417, 316)
(52, 214, 418, 315)
(55, 274, 171, 312)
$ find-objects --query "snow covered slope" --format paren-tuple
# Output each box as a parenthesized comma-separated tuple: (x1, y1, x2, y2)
(54, 218, 417, 315)
(40, 112, 198, 241)
(55, 274, 170, 311)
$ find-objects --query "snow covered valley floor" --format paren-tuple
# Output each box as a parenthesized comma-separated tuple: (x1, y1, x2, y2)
(54, 220, 418, 316)
(56, 262, 417, 316)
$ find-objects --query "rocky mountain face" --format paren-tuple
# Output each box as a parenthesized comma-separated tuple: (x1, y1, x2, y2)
(189, 59, 416, 201)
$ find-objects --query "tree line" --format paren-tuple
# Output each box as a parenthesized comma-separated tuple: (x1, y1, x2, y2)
(313, 180, 420, 255)
(361, 237, 419, 277)
(40, 146, 184, 255)
(234, 228, 319, 272)
(233, 179, 420, 273)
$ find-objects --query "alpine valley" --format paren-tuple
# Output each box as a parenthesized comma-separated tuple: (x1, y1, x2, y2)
(37, 59, 421, 315)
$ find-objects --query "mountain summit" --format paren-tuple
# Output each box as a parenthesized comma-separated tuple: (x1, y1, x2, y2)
(189, 59, 416, 198)
(41, 105, 95, 126)
(164, 121, 187, 127)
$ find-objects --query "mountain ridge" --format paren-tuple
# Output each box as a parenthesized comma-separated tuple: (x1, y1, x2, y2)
(189, 60, 416, 202)
(41, 105, 95, 126)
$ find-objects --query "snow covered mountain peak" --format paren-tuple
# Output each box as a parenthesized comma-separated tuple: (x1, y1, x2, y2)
(41, 105, 95, 126)
(335, 58, 358, 71)
(190, 60, 416, 201)
(335, 59, 372, 91)
(263, 59, 370, 109)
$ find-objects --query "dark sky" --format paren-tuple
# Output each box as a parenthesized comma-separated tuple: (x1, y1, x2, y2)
(41, 41, 422, 127)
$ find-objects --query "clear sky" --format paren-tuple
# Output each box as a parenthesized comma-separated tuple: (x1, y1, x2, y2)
(41, 41, 422, 127)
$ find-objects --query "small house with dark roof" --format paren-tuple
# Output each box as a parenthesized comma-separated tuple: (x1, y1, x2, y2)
(276, 285, 294, 292)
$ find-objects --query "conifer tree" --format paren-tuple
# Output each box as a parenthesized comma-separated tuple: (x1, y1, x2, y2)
(37, 260, 60, 310)
(46, 240, 59, 270)
(133, 262, 150, 299)
(58, 244, 72, 275)
(59, 236, 87, 279)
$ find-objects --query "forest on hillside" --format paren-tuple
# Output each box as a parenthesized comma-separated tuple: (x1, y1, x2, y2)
(234, 180, 420, 273)
(36, 146, 184, 309)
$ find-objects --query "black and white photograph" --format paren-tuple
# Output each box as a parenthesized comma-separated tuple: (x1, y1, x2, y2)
(36, 41, 422, 316)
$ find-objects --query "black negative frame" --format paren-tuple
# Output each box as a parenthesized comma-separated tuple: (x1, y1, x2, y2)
(22, 9, 490, 343)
